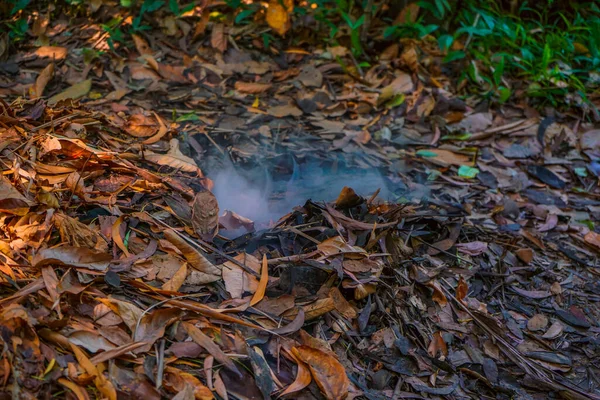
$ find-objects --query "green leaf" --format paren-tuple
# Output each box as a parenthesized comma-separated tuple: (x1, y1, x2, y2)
(176, 113, 200, 122)
(168, 0, 179, 15)
(120, 0, 132, 7)
(438, 34, 454, 52)
(442, 132, 472, 141)
(574, 167, 588, 177)
(458, 165, 479, 178)
(235, 9, 255, 24)
(416, 150, 438, 158)
(443, 50, 465, 63)
(141, 0, 165, 14)
(386, 94, 405, 109)
(10, 0, 30, 15)
(497, 86, 511, 103)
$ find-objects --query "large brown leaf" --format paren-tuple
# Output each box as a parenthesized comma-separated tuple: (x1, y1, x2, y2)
(164, 230, 221, 283)
(191, 190, 219, 240)
(293, 346, 349, 400)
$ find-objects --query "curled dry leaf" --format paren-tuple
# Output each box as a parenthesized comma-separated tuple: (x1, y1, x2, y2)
(211, 23, 227, 52)
(182, 322, 241, 377)
(456, 276, 468, 303)
(222, 253, 260, 299)
(266, 0, 293, 36)
(292, 345, 349, 400)
(280, 348, 312, 397)
(249, 255, 268, 306)
(427, 331, 448, 358)
(162, 262, 187, 292)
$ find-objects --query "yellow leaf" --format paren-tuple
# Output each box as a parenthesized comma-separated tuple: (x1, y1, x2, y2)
(266, 0, 291, 36)
(162, 262, 187, 292)
(48, 79, 92, 105)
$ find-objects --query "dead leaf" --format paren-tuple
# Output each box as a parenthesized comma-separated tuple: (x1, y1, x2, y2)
(0, 176, 34, 215)
(33, 246, 112, 271)
(234, 81, 272, 94)
(527, 314, 549, 332)
(124, 114, 159, 137)
(162, 262, 187, 292)
(377, 73, 413, 106)
(144, 139, 203, 175)
(182, 322, 241, 377)
(456, 276, 468, 303)
(318, 236, 367, 256)
(584, 231, 600, 250)
(191, 190, 219, 240)
(281, 348, 312, 397)
(426, 281, 447, 307)
(132, 34, 152, 56)
(222, 253, 260, 299)
(164, 230, 221, 283)
(35, 46, 67, 60)
(31, 63, 54, 99)
(211, 24, 227, 52)
(293, 345, 349, 400)
(48, 79, 92, 105)
(267, 104, 303, 117)
(515, 248, 534, 264)
(250, 255, 268, 306)
(427, 331, 448, 358)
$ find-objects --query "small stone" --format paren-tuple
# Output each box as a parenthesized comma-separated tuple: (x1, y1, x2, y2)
(527, 314, 549, 331)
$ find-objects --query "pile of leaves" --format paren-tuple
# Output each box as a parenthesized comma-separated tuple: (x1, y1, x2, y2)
(0, 97, 599, 399)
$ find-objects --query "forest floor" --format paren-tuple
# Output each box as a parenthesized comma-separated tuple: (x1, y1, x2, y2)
(0, 2, 599, 400)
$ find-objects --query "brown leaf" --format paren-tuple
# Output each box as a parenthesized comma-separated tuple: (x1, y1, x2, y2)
(31, 63, 54, 99)
(318, 236, 367, 256)
(144, 139, 203, 175)
(0, 175, 35, 215)
(234, 81, 272, 94)
(267, 104, 303, 117)
(456, 276, 468, 303)
(58, 378, 91, 400)
(527, 314, 549, 332)
(335, 187, 362, 208)
(427, 331, 448, 357)
(377, 73, 413, 106)
(124, 114, 159, 138)
(132, 34, 152, 56)
(250, 255, 268, 306)
(48, 79, 92, 105)
(33, 246, 112, 271)
(542, 321, 564, 340)
(427, 281, 447, 307)
(584, 231, 600, 249)
(515, 248, 534, 264)
(512, 287, 552, 299)
(134, 308, 184, 353)
(222, 253, 260, 299)
(182, 322, 241, 377)
(293, 345, 349, 400)
(395, 3, 420, 24)
(191, 190, 219, 240)
(418, 149, 471, 167)
(164, 230, 221, 283)
(162, 262, 187, 292)
(41, 266, 60, 305)
(329, 287, 357, 320)
(211, 24, 227, 52)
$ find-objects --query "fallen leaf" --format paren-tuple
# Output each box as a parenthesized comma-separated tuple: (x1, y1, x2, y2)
(35, 46, 67, 60)
(182, 322, 241, 377)
(515, 248, 534, 264)
(377, 73, 413, 106)
(124, 114, 159, 137)
(527, 314, 549, 332)
(250, 255, 268, 306)
(280, 348, 312, 396)
(162, 262, 187, 292)
(293, 345, 349, 400)
(144, 139, 203, 175)
(164, 230, 221, 283)
(211, 24, 227, 52)
(456, 276, 468, 303)
(266, 0, 292, 36)
(31, 63, 54, 99)
(48, 79, 92, 105)
(267, 104, 303, 117)
(234, 81, 272, 94)
(427, 331, 448, 357)
(33, 246, 112, 271)
(191, 190, 219, 240)
(584, 231, 600, 250)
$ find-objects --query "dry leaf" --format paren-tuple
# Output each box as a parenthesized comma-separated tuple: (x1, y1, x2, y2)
(234, 81, 272, 94)
(427, 331, 448, 358)
(33, 246, 112, 271)
(250, 255, 268, 306)
(31, 63, 54, 99)
(132, 34, 152, 56)
(48, 79, 92, 105)
(125, 114, 159, 137)
(293, 345, 349, 400)
(164, 230, 221, 283)
(162, 262, 187, 292)
(456, 276, 468, 303)
(211, 23, 227, 52)
(191, 190, 219, 240)
(267, 104, 303, 117)
(222, 253, 260, 299)
(377, 73, 413, 106)
(35, 46, 67, 60)
(281, 349, 312, 396)
(144, 139, 203, 175)
(182, 322, 241, 377)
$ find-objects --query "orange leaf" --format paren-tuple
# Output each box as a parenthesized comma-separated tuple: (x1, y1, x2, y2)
(266, 0, 291, 36)
(293, 346, 349, 400)
(456, 276, 468, 303)
(280, 348, 312, 397)
(211, 23, 227, 52)
(31, 63, 54, 99)
(427, 281, 447, 307)
(58, 378, 91, 400)
(250, 255, 268, 306)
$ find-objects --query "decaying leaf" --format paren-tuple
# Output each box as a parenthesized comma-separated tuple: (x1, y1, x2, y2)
(48, 79, 92, 105)
(164, 229, 221, 283)
(191, 190, 219, 240)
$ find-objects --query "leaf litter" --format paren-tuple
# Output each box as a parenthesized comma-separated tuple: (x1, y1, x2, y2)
(0, 3, 599, 400)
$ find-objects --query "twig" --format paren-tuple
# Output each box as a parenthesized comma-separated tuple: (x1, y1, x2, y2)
(361, 0, 374, 44)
